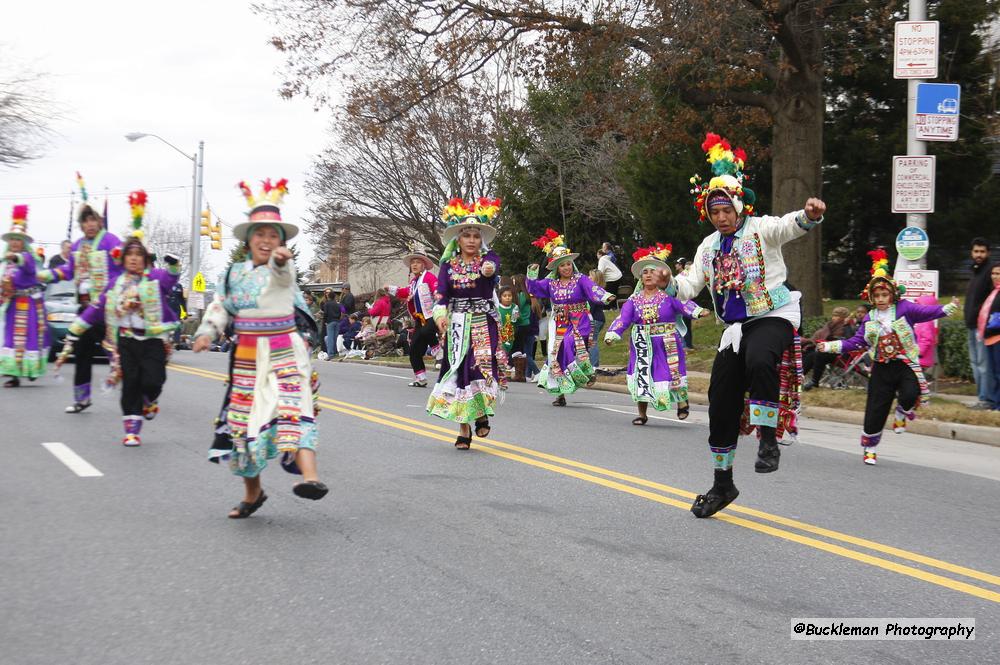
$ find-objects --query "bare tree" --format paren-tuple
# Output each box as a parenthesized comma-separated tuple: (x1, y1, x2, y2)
(262, 0, 833, 313)
(137, 215, 195, 282)
(0, 61, 54, 168)
(307, 82, 505, 263)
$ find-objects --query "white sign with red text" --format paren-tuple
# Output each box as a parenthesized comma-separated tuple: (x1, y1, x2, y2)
(894, 269, 939, 302)
(894, 21, 939, 79)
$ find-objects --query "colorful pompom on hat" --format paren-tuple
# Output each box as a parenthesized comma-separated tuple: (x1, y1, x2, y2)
(233, 178, 298, 242)
(689, 133, 756, 222)
(630, 242, 673, 279)
(532, 228, 579, 271)
(440, 197, 500, 246)
(3, 205, 32, 243)
(117, 190, 153, 264)
(860, 247, 904, 303)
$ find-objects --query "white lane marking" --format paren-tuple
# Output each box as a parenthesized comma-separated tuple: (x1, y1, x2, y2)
(580, 404, 697, 425)
(41, 442, 103, 477)
(364, 371, 410, 380)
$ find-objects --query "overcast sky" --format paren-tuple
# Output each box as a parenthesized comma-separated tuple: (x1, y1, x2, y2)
(1, 0, 331, 276)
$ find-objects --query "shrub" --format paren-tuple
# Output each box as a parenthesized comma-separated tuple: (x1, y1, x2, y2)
(939, 319, 973, 381)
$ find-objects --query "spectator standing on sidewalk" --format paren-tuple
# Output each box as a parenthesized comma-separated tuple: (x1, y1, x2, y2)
(964, 238, 995, 409)
(978, 262, 1000, 410)
(340, 282, 356, 317)
(597, 245, 622, 286)
(675, 257, 695, 349)
(321, 288, 344, 359)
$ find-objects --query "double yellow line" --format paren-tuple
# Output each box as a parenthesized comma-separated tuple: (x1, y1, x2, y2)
(169, 361, 1000, 604)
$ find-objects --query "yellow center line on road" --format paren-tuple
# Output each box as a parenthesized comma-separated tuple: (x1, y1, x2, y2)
(168, 362, 1000, 603)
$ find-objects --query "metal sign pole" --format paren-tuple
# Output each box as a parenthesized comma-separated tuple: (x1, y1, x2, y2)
(905, 0, 928, 269)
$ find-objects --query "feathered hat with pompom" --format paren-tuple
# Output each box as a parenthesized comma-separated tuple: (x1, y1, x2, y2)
(233, 178, 298, 242)
(532, 228, 579, 271)
(689, 133, 755, 222)
(630, 242, 673, 279)
(860, 247, 904, 303)
(3, 205, 32, 244)
(74, 171, 104, 226)
(116, 190, 153, 265)
(440, 197, 500, 245)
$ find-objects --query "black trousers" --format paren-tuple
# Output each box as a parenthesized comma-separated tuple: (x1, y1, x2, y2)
(863, 359, 920, 434)
(802, 349, 838, 383)
(708, 318, 794, 447)
(74, 321, 107, 388)
(118, 336, 167, 416)
(410, 319, 439, 374)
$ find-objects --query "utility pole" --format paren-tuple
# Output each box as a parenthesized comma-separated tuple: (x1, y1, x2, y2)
(906, 0, 928, 269)
(187, 141, 205, 300)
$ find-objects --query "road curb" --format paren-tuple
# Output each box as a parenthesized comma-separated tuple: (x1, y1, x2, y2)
(337, 358, 998, 447)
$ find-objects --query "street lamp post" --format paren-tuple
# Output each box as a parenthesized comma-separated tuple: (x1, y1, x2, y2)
(124, 132, 205, 298)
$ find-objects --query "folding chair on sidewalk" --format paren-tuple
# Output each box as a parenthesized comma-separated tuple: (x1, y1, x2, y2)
(821, 349, 871, 390)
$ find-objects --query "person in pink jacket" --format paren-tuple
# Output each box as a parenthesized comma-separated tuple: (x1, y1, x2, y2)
(367, 289, 392, 326)
(913, 294, 940, 371)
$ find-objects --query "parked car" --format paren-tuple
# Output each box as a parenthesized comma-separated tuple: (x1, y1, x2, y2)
(44, 281, 107, 362)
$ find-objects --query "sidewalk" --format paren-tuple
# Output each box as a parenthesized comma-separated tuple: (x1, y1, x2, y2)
(333, 357, 999, 448)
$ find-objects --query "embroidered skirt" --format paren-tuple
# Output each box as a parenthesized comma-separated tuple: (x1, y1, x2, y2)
(537, 311, 593, 395)
(0, 293, 49, 378)
(209, 315, 319, 478)
(427, 311, 501, 423)
(626, 323, 688, 410)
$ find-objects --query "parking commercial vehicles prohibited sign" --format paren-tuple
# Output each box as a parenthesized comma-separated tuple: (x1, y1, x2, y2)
(894, 21, 939, 79)
(892, 156, 935, 214)
(915, 83, 960, 141)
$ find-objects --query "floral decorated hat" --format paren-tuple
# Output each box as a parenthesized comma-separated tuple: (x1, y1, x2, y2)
(630, 243, 673, 279)
(532, 228, 578, 270)
(440, 197, 500, 245)
(74, 171, 104, 226)
(860, 248, 904, 303)
(3, 205, 32, 244)
(233, 178, 298, 242)
(689, 133, 756, 222)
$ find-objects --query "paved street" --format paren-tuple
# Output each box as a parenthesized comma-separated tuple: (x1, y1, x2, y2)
(2, 351, 998, 664)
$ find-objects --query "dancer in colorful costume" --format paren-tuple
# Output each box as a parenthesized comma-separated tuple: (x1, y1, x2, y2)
(41, 173, 123, 412)
(385, 245, 439, 387)
(195, 179, 327, 518)
(65, 191, 182, 446)
(604, 243, 709, 423)
(426, 197, 503, 449)
(674, 133, 825, 518)
(817, 249, 959, 465)
(1, 205, 50, 386)
(526, 229, 615, 406)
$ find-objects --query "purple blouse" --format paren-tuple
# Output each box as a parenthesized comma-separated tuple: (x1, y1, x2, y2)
(436, 251, 501, 306)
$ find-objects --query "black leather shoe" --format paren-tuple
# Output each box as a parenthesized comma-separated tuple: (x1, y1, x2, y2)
(755, 439, 781, 473)
(691, 485, 740, 518)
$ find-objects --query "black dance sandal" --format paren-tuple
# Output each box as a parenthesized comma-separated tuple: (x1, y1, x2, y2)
(454, 435, 472, 450)
(474, 417, 491, 438)
(632, 416, 648, 426)
(408, 379, 428, 388)
(690, 485, 740, 518)
(3, 377, 20, 388)
(293, 480, 329, 501)
(676, 402, 690, 420)
(65, 400, 92, 414)
(552, 395, 567, 407)
(228, 491, 268, 519)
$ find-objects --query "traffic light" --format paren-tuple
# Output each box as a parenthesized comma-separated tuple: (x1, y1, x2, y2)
(210, 222, 222, 250)
(199, 210, 211, 237)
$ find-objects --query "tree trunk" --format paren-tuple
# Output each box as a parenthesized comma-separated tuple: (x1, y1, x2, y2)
(770, 2, 825, 317)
